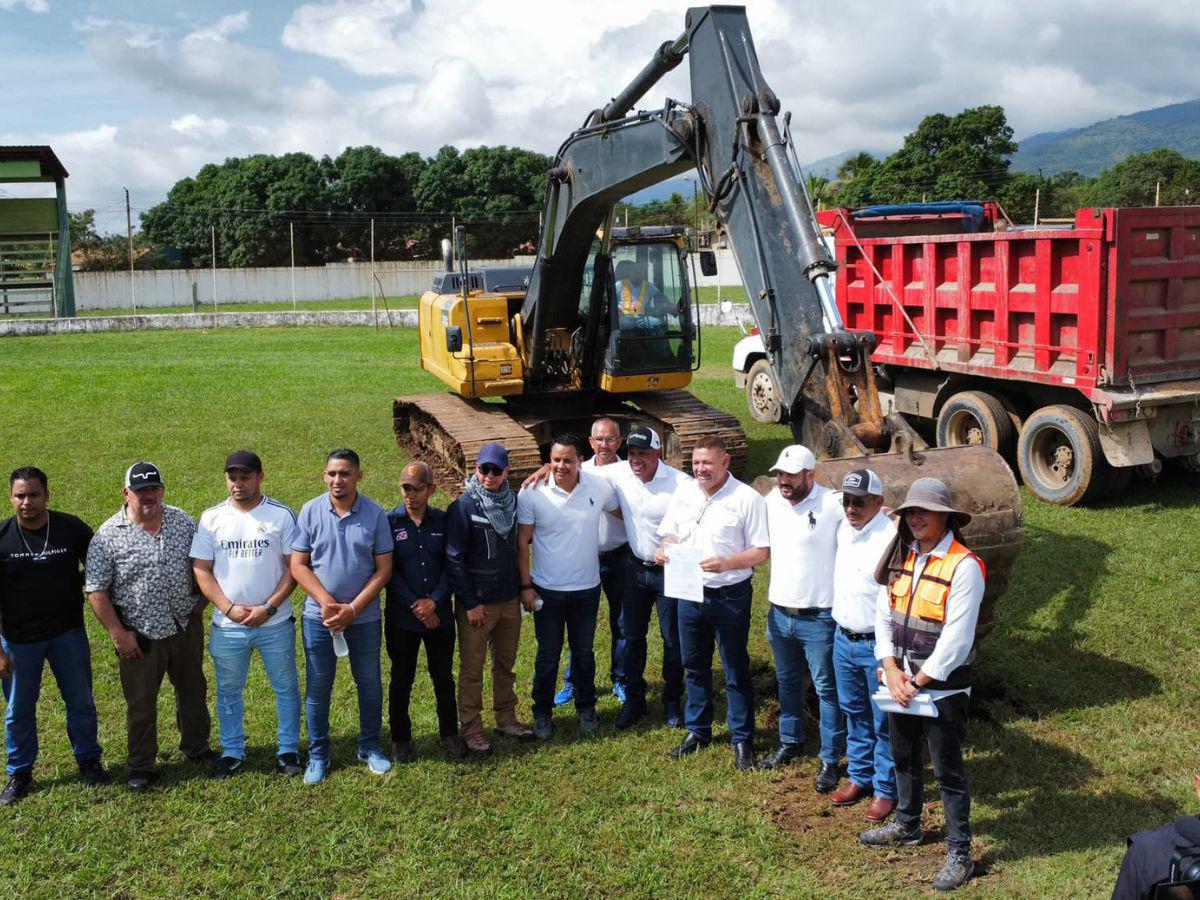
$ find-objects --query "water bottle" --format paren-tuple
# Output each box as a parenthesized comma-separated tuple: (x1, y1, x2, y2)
(331, 630, 349, 657)
(520, 597, 544, 618)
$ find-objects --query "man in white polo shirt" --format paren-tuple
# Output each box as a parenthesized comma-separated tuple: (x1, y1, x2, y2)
(829, 468, 897, 822)
(758, 444, 846, 794)
(656, 434, 769, 770)
(517, 434, 619, 741)
(191, 450, 302, 779)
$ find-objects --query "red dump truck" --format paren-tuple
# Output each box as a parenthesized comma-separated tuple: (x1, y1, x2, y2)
(736, 202, 1200, 504)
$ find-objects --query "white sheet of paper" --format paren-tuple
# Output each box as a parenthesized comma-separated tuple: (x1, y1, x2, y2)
(664, 544, 705, 603)
(871, 689, 940, 717)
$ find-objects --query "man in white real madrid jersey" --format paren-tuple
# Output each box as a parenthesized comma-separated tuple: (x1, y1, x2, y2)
(191, 451, 302, 779)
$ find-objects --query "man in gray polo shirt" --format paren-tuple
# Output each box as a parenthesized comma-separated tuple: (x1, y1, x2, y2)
(290, 449, 394, 784)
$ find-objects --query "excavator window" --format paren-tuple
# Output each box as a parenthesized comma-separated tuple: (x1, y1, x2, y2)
(603, 241, 693, 375)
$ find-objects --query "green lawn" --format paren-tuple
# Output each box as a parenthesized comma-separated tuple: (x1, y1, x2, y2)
(0, 325, 1196, 896)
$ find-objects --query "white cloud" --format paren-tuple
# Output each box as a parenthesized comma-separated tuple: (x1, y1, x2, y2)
(0, 0, 48, 12)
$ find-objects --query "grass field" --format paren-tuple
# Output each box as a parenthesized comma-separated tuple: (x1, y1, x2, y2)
(0, 324, 1197, 897)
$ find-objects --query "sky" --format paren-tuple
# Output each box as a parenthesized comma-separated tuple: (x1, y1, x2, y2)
(4, 0, 1200, 232)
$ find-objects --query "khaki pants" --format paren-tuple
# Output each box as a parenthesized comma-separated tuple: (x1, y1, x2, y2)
(118, 610, 212, 773)
(456, 599, 521, 737)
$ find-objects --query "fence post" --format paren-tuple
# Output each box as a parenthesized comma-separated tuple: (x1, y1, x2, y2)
(290, 222, 297, 311)
(192, 282, 199, 313)
(211, 225, 217, 313)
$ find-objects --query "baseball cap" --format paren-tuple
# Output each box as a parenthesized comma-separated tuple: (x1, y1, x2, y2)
(476, 444, 509, 470)
(840, 468, 883, 497)
(224, 450, 263, 473)
(125, 461, 164, 490)
(769, 444, 816, 475)
(626, 426, 661, 451)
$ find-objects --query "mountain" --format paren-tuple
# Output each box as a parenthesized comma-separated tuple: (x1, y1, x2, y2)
(622, 176, 699, 204)
(1013, 99, 1200, 177)
(803, 148, 893, 180)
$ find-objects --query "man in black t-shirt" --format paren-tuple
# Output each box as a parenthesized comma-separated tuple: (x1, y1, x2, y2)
(0, 466, 109, 805)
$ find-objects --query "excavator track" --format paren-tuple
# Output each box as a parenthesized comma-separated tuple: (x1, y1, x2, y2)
(626, 389, 749, 478)
(393, 394, 543, 496)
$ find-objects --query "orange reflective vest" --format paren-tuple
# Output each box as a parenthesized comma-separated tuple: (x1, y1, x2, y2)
(620, 280, 649, 314)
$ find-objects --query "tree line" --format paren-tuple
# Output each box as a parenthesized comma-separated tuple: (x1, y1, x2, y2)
(70, 107, 1200, 271)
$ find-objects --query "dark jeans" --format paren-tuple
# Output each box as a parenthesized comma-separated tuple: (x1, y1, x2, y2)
(621, 557, 683, 708)
(117, 611, 212, 774)
(531, 585, 601, 718)
(676, 578, 754, 744)
(385, 622, 458, 744)
(2, 627, 102, 776)
(889, 691, 972, 852)
(564, 546, 627, 688)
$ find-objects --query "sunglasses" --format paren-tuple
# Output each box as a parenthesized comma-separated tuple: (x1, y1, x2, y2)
(841, 495, 872, 508)
(478, 464, 504, 477)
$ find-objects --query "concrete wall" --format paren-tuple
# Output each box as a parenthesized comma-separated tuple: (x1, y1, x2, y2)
(73, 250, 748, 311)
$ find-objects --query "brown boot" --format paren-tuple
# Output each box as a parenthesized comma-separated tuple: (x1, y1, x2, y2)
(865, 796, 895, 822)
(830, 781, 870, 807)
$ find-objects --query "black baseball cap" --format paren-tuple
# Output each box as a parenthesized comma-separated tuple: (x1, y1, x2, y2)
(125, 461, 164, 490)
(224, 450, 263, 473)
(840, 468, 883, 497)
(626, 426, 662, 451)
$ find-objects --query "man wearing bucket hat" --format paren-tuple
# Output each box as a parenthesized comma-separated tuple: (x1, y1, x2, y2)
(859, 477, 985, 893)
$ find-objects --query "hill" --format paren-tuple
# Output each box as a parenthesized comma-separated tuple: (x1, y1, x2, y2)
(1013, 98, 1200, 176)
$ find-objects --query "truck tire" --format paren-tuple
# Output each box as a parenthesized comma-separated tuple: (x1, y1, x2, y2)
(1017, 405, 1105, 505)
(746, 358, 784, 424)
(936, 391, 1016, 458)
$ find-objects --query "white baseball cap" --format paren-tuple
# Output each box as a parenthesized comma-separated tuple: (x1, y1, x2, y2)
(769, 445, 816, 474)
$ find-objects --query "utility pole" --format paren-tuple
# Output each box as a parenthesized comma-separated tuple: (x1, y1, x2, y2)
(370, 217, 377, 326)
(211, 225, 217, 312)
(1033, 188, 1040, 226)
(290, 222, 296, 311)
(1155, 181, 1161, 206)
(125, 188, 136, 311)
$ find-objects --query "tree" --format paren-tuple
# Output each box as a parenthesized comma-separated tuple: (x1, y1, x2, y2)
(1083, 148, 1200, 207)
(836, 152, 877, 182)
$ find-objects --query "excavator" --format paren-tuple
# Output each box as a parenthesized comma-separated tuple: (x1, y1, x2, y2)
(393, 5, 1022, 623)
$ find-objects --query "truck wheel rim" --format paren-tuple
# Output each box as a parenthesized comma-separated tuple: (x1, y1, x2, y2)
(946, 409, 985, 446)
(1030, 427, 1076, 488)
(751, 371, 776, 415)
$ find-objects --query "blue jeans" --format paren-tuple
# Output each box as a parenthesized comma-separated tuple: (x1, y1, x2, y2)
(833, 628, 895, 799)
(676, 579, 754, 744)
(621, 558, 683, 708)
(766, 606, 846, 763)
(2, 628, 101, 776)
(302, 617, 383, 761)
(563, 547, 627, 688)
(531, 585, 601, 718)
(209, 619, 301, 760)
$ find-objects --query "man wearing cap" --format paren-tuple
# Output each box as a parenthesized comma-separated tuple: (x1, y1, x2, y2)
(553, 418, 629, 708)
(191, 451, 302, 779)
(290, 449, 394, 784)
(758, 444, 846, 793)
(828, 468, 897, 822)
(860, 477, 985, 893)
(656, 435, 770, 770)
(613, 425, 686, 730)
(445, 443, 533, 758)
(0, 466, 108, 805)
(86, 462, 214, 792)
(384, 461, 465, 763)
(518, 434, 620, 741)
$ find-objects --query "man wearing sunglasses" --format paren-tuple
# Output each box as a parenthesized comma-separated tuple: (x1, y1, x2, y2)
(758, 445, 846, 791)
(384, 461, 465, 763)
(445, 444, 533, 758)
(828, 469, 897, 823)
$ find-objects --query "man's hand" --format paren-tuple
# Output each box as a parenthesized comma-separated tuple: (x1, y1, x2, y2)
(466, 605, 486, 628)
(113, 629, 142, 660)
(239, 605, 270, 628)
(412, 599, 436, 619)
(699, 556, 728, 574)
(323, 603, 357, 633)
(0, 648, 11, 680)
(226, 604, 246, 624)
(520, 464, 552, 491)
(654, 543, 673, 565)
(885, 663, 918, 707)
(519, 587, 539, 613)
(422, 613, 440, 631)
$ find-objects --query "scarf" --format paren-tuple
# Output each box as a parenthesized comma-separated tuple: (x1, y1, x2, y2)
(464, 473, 517, 537)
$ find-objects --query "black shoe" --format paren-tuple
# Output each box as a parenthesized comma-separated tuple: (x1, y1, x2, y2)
(663, 701, 684, 729)
(126, 770, 158, 793)
(756, 743, 802, 771)
(391, 742, 415, 765)
(670, 732, 711, 759)
(187, 749, 219, 766)
(210, 756, 243, 780)
(615, 700, 647, 730)
(78, 759, 111, 786)
(276, 753, 303, 777)
(814, 760, 840, 793)
(0, 773, 31, 805)
(932, 850, 975, 891)
(733, 742, 756, 771)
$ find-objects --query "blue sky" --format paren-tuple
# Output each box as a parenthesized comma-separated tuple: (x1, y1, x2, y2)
(5, 0, 1200, 232)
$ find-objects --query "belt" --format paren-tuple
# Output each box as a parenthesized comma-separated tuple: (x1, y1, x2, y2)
(633, 555, 661, 568)
(771, 604, 825, 618)
(598, 544, 629, 561)
(702, 579, 752, 599)
(837, 625, 875, 642)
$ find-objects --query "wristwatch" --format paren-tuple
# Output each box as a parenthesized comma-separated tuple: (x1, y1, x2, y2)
(264, 603, 278, 618)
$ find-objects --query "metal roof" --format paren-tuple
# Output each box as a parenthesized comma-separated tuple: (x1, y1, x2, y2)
(0, 146, 69, 180)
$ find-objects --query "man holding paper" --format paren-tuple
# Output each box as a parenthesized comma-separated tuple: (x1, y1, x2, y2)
(655, 435, 770, 771)
(859, 477, 985, 894)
